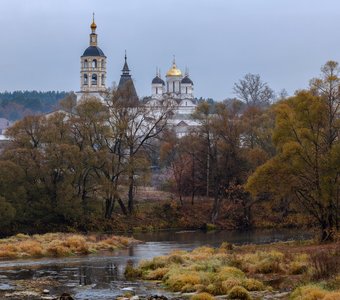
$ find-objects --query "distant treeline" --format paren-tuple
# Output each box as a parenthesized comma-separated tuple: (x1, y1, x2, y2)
(0, 91, 69, 121)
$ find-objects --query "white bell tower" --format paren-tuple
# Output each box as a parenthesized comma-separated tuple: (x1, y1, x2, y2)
(79, 14, 107, 99)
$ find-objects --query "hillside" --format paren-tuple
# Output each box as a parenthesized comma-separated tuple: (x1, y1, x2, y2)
(0, 91, 69, 121)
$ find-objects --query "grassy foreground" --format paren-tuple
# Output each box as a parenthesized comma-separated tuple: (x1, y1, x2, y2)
(0, 232, 138, 259)
(126, 240, 340, 300)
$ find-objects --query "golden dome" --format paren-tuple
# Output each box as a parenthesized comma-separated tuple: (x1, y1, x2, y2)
(166, 60, 182, 76)
(91, 13, 97, 30)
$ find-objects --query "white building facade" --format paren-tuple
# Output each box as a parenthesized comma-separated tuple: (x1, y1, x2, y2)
(145, 59, 199, 136)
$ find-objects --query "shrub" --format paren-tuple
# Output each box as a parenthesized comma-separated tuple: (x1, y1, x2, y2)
(191, 246, 215, 255)
(311, 251, 339, 280)
(46, 241, 70, 257)
(19, 240, 43, 257)
(221, 278, 242, 293)
(214, 253, 231, 265)
(193, 284, 205, 293)
(64, 235, 89, 254)
(290, 285, 327, 300)
(228, 286, 251, 300)
(242, 278, 265, 291)
(166, 271, 201, 292)
(124, 260, 142, 280)
(144, 267, 169, 280)
(139, 256, 168, 270)
(205, 282, 226, 295)
(323, 292, 340, 300)
(0, 249, 17, 258)
(15, 233, 30, 240)
(205, 223, 217, 231)
(289, 254, 309, 275)
(0, 244, 17, 254)
(327, 275, 340, 290)
(253, 251, 284, 274)
(181, 283, 197, 293)
(98, 236, 132, 249)
(289, 261, 309, 275)
(0, 233, 136, 259)
(33, 233, 59, 243)
(190, 292, 215, 300)
(217, 266, 245, 281)
(220, 242, 233, 251)
(191, 259, 222, 272)
(168, 254, 185, 264)
(228, 254, 242, 269)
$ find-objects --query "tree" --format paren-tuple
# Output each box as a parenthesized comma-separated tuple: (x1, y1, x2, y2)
(192, 101, 246, 223)
(160, 131, 196, 205)
(233, 73, 275, 107)
(0, 196, 16, 227)
(100, 81, 172, 216)
(246, 61, 340, 241)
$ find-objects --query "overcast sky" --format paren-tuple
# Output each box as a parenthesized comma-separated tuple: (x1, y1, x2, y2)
(1, 0, 340, 100)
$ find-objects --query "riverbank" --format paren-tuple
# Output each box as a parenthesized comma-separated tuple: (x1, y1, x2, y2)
(89, 197, 314, 234)
(127, 239, 340, 300)
(1, 188, 314, 236)
(0, 231, 337, 300)
(0, 232, 138, 259)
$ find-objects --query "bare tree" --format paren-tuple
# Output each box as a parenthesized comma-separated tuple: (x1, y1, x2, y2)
(101, 81, 173, 216)
(233, 73, 275, 107)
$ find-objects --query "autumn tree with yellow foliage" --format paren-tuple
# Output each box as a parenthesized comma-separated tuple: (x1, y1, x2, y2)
(247, 61, 340, 241)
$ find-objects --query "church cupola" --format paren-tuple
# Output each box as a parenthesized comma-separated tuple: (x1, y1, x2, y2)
(152, 68, 165, 99)
(165, 56, 183, 95)
(79, 14, 107, 95)
(90, 13, 98, 46)
(181, 68, 194, 98)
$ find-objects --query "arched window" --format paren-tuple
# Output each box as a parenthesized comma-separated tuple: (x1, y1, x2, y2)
(92, 74, 97, 85)
(186, 87, 188, 94)
(92, 59, 97, 69)
(101, 74, 105, 86)
(173, 82, 175, 93)
(101, 59, 104, 68)
(84, 74, 88, 85)
(84, 59, 88, 68)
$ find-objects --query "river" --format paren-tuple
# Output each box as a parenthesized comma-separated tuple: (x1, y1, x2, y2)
(0, 229, 312, 299)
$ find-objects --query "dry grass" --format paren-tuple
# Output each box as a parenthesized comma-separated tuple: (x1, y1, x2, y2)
(190, 292, 215, 300)
(132, 241, 340, 298)
(18, 240, 44, 257)
(124, 259, 142, 280)
(310, 250, 339, 280)
(242, 278, 265, 291)
(290, 285, 327, 300)
(290, 285, 340, 300)
(323, 292, 340, 300)
(228, 286, 251, 300)
(217, 266, 245, 281)
(0, 233, 138, 259)
(288, 254, 309, 275)
(139, 256, 168, 270)
(165, 270, 203, 292)
(144, 267, 169, 280)
(238, 250, 285, 274)
(221, 278, 242, 292)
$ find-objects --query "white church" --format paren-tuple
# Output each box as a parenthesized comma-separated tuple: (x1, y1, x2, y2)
(76, 16, 199, 136)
